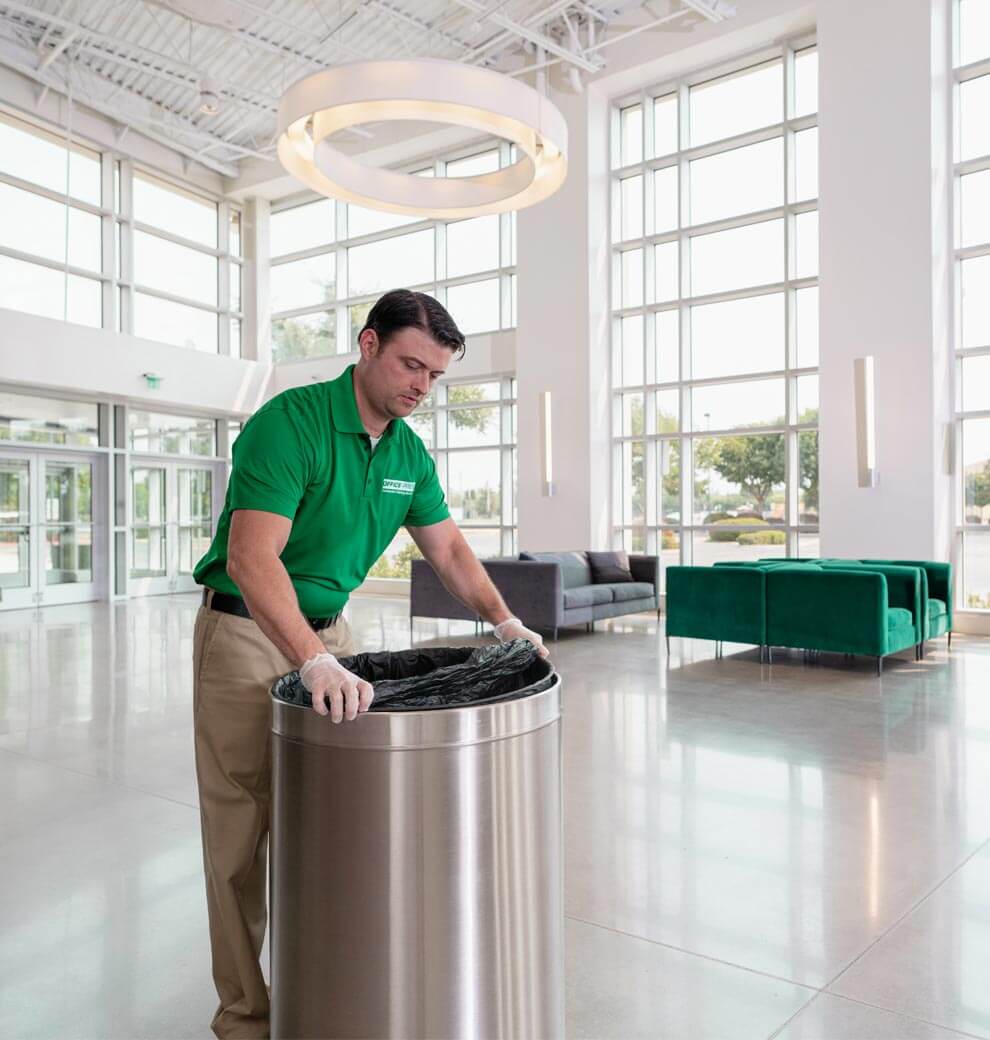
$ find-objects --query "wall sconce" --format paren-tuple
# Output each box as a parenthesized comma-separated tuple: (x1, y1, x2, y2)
(539, 390, 555, 497)
(854, 356, 877, 488)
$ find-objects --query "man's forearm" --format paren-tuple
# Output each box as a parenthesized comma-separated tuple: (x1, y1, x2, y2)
(227, 554, 325, 667)
(434, 539, 513, 627)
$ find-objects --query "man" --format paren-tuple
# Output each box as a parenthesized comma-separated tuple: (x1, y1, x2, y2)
(191, 288, 548, 1039)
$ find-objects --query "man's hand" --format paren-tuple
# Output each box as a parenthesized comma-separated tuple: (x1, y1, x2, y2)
(299, 652, 374, 722)
(494, 617, 551, 660)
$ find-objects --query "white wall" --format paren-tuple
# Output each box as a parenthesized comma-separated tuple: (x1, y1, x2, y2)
(818, 0, 954, 561)
(271, 330, 517, 397)
(514, 87, 611, 553)
(0, 307, 271, 416)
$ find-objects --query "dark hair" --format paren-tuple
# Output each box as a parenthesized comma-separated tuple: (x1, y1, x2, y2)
(360, 289, 466, 359)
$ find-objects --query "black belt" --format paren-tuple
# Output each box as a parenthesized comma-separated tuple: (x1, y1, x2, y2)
(202, 589, 342, 632)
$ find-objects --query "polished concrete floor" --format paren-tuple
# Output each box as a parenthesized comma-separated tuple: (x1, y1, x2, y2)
(1, 593, 989, 1040)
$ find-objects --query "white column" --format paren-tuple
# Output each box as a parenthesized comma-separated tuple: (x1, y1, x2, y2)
(242, 196, 272, 365)
(818, 0, 953, 560)
(515, 86, 611, 553)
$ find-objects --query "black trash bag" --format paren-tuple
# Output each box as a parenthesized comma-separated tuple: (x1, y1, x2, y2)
(271, 638, 555, 713)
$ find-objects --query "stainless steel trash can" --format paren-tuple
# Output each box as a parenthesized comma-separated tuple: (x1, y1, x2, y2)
(269, 667, 563, 1040)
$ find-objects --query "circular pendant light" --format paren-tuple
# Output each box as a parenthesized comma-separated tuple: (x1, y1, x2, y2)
(277, 59, 568, 219)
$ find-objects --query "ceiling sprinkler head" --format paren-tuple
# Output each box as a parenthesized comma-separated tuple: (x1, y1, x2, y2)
(199, 76, 221, 115)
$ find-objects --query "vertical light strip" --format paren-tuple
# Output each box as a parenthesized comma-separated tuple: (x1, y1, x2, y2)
(854, 356, 878, 487)
(540, 390, 554, 497)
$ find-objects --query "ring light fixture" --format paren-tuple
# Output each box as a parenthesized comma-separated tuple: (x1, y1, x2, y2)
(277, 59, 568, 218)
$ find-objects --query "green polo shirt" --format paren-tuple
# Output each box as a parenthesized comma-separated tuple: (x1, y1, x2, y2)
(193, 365, 449, 616)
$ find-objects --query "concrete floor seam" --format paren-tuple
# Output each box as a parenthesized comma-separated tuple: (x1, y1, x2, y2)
(0, 743, 201, 815)
(819, 830, 990, 996)
(766, 987, 988, 1040)
(564, 911, 821, 995)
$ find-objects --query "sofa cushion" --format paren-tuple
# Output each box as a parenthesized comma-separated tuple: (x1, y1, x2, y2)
(887, 607, 913, 631)
(599, 581, 655, 603)
(928, 598, 947, 619)
(587, 550, 634, 584)
(520, 550, 592, 589)
(563, 584, 614, 609)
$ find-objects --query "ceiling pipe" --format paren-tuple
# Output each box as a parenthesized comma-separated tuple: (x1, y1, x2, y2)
(562, 11, 584, 93)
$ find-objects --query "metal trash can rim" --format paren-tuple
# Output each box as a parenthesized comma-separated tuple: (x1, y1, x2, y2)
(271, 671, 560, 751)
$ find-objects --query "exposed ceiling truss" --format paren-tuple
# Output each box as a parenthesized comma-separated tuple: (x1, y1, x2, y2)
(0, 0, 734, 177)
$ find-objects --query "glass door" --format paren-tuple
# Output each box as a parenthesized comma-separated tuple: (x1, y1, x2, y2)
(42, 458, 97, 604)
(0, 449, 103, 610)
(130, 465, 169, 594)
(129, 460, 218, 595)
(0, 457, 32, 609)
(177, 467, 214, 580)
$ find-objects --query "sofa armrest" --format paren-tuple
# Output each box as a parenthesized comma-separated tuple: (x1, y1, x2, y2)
(822, 563, 923, 641)
(898, 561, 952, 628)
(410, 559, 478, 622)
(482, 559, 562, 632)
(767, 569, 888, 656)
(666, 565, 766, 645)
(628, 554, 659, 590)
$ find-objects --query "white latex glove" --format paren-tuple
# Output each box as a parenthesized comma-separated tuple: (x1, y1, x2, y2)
(299, 652, 374, 723)
(493, 617, 551, 659)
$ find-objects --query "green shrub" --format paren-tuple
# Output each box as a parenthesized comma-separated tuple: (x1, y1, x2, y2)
(708, 517, 768, 542)
(703, 511, 734, 525)
(738, 530, 786, 546)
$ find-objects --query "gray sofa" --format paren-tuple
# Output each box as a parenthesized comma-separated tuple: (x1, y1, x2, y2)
(410, 551, 660, 640)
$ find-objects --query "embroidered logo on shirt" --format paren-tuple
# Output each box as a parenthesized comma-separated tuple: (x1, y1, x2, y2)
(382, 478, 415, 495)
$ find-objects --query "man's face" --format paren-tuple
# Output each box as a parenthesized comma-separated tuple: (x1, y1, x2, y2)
(359, 326, 453, 419)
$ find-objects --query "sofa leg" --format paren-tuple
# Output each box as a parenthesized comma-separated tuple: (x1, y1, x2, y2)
(553, 627, 558, 642)
(666, 634, 671, 655)
(876, 656, 883, 676)
(948, 631, 953, 649)
(767, 646, 773, 665)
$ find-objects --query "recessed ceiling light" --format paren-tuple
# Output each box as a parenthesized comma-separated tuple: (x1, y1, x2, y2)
(199, 76, 221, 115)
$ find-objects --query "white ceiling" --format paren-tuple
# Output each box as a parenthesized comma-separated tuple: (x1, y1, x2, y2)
(0, 0, 733, 177)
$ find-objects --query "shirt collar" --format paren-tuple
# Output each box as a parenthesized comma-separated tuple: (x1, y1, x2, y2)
(329, 365, 369, 435)
(328, 364, 397, 441)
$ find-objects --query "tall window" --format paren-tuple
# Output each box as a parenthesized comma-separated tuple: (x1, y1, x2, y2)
(0, 112, 241, 353)
(955, 0, 990, 609)
(0, 112, 104, 328)
(126, 171, 242, 356)
(610, 42, 819, 581)
(269, 144, 517, 363)
(369, 378, 517, 578)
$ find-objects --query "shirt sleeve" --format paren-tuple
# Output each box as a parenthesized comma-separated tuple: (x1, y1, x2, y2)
(227, 408, 313, 519)
(404, 449, 450, 528)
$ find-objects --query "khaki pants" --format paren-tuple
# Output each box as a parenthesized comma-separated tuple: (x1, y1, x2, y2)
(193, 594, 355, 1040)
